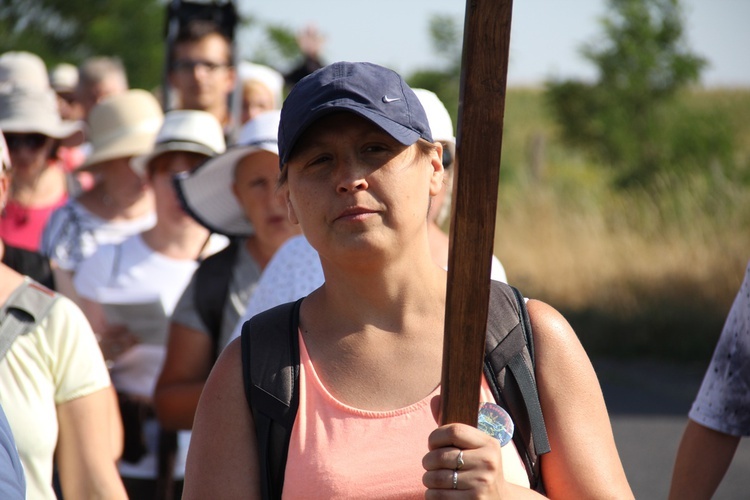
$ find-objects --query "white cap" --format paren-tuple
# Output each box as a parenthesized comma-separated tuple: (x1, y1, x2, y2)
(237, 61, 285, 108)
(413, 88, 455, 145)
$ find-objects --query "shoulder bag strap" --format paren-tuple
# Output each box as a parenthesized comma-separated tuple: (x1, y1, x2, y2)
(0, 280, 59, 362)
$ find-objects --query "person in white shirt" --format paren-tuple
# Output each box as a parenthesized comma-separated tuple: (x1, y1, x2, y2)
(72, 110, 226, 499)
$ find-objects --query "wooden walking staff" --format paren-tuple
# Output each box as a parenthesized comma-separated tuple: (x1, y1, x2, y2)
(440, 0, 514, 426)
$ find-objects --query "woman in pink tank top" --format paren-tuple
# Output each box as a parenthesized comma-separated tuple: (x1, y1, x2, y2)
(184, 62, 634, 499)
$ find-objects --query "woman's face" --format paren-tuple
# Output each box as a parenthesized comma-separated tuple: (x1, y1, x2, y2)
(241, 81, 275, 124)
(233, 149, 300, 250)
(4, 133, 54, 183)
(284, 112, 444, 261)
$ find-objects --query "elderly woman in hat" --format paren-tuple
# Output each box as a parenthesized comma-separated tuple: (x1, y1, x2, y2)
(0, 51, 85, 253)
(0, 129, 127, 500)
(72, 109, 227, 499)
(153, 110, 300, 432)
(41, 89, 163, 300)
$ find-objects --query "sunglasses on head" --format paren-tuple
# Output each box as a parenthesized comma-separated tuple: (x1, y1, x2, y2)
(5, 133, 49, 152)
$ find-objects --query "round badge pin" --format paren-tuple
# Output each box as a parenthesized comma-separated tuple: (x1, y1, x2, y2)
(477, 402, 514, 447)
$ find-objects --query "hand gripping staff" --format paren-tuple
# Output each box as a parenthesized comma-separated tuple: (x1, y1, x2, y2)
(440, 0, 515, 426)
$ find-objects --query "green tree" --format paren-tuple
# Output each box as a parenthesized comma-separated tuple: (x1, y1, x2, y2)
(406, 14, 463, 125)
(545, 0, 728, 185)
(0, 0, 165, 90)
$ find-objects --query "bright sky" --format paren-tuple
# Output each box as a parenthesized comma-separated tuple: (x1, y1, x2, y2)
(237, 0, 749, 88)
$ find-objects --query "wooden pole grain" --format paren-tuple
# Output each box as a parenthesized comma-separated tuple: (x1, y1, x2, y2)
(440, 0, 514, 426)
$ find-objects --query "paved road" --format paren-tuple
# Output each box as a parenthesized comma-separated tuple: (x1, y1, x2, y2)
(592, 358, 750, 499)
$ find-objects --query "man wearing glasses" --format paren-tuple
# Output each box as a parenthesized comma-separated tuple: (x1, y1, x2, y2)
(168, 19, 236, 138)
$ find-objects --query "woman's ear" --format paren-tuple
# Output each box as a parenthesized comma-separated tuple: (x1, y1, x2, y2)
(429, 142, 445, 197)
(285, 189, 300, 225)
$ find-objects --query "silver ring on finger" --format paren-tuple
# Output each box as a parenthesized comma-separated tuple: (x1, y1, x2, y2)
(456, 449, 465, 470)
(452, 469, 458, 489)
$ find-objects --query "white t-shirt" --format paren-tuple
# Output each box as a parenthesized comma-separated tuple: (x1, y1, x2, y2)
(41, 199, 156, 272)
(229, 235, 509, 342)
(73, 232, 224, 479)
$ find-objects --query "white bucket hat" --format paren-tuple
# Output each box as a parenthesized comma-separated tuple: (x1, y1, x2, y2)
(130, 109, 227, 176)
(0, 51, 83, 143)
(413, 88, 456, 164)
(81, 89, 164, 169)
(175, 110, 281, 237)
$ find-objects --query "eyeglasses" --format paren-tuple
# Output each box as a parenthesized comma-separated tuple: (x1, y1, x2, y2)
(4, 133, 49, 152)
(171, 59, 230, 73)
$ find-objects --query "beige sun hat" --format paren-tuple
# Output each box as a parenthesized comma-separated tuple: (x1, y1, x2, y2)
(130, 109, 226, 176)
(0, 51, 84, 143)
(81, 89, 164, 169)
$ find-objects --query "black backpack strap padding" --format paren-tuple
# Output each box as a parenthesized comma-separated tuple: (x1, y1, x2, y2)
(508, 286, 550, 456)
(0, 280, 59, 362)
(195, 238, 240, 356)
(241, 299, 303, 500)
(483, 281, 550, 492)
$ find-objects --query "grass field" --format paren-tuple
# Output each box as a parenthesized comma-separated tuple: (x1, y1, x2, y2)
(489, 87, 750, 362)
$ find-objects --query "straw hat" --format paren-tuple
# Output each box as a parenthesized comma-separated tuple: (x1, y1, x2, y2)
(0, 51, 83, 143)
(175, 110, 280, 236)
(130, 110, 226, 175)
(81, 89, 164, 169)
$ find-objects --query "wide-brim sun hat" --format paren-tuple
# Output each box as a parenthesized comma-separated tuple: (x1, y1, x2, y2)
(81, 89, 164, 169)
(175, 110, 281, 237)
(0, 51, 84, 144)
(278, 61, 433, 166)
(130, 109, 227, 176)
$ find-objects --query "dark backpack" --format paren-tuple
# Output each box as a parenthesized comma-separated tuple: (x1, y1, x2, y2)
(241, 280, 551, 499)
(194, 238, 240, 357)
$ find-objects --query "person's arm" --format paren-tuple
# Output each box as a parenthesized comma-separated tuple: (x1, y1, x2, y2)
(183, 338, 262, 499)
(55, 387, 128, 499)
(528, 299, 633, 498)
(669, 419, 740, 499)
(52, 267, 80, 305)
(154, 321, 215, 430)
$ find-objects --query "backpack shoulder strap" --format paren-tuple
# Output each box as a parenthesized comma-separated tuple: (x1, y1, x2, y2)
(195, 238, 240, 353)
(241, 298, 303, 500)
(483, 280, 551, 491)
(0, 279, 59, 362)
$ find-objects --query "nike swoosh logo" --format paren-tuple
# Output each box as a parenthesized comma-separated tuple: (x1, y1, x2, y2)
(381, 95, 401, 103)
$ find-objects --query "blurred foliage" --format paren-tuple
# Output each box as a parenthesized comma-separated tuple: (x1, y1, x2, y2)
(544, 0, 731, 187)
(0, 0, 165, 90)
(406, 15, 463, 126)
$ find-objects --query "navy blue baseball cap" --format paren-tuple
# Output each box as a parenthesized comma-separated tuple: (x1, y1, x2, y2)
(278, 61, 433, 166)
